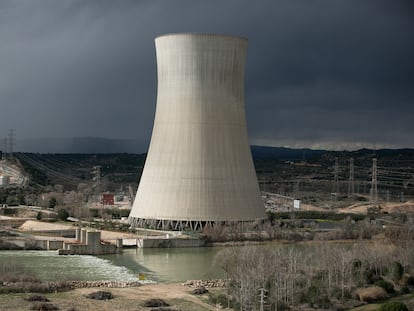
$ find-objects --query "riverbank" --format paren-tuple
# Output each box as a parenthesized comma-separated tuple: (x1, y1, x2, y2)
(0, 282, 224, 311)
(1, 280, 413, 311)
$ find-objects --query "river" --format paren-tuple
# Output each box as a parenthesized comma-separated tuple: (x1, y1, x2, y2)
(0, 247, 225, 283)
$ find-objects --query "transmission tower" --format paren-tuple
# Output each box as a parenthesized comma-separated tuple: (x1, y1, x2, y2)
(348, 157, 355, 198)
(8, 129, 15, 159)
(332, 157, 339, 197)
(128, 184, 135, 202)
(92, 166, 102, 195)
(294, 180, 300, 195)
(258, 288, 267, 311)
(2, 137, 8, 159)
(370, 158, 378, 203)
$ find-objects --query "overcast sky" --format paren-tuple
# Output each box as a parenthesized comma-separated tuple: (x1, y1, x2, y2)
(1, 0, 413, 152)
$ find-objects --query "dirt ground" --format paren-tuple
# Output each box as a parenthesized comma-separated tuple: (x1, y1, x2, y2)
(0, 283, 225, 311)
(337, 201, 414, 214)
(18, 220, 139, 241)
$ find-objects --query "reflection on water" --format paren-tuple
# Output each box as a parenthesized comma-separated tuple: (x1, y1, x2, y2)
(0, 247, 225, 283)
(101, 247, 225, 282)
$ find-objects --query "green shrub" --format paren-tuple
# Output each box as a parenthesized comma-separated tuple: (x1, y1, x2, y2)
(272, 301, 289, 311)
(380, 301, 408, 311)
(209, 292, 228, 306)
(208, 292, 238, 309)
(406, 275, 414, 286)
(86, 291, 114, 300)
(57, 208, 69, 221)
(25, 295, 49, 302)
(31, 302, 58, 311)
(48, 197, 57, 209)
(390, 262, 404, 282)
(375, 280, 395, 293)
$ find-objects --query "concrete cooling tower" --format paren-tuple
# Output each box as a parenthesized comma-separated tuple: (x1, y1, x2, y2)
(129, 33, 265, 230)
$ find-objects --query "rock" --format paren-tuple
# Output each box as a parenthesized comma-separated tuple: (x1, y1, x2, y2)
(191, 286, 209, 295)
(181, 279, 226, 288)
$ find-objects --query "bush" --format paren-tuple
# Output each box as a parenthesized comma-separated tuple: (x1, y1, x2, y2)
(375, 280, 395, 293)
(208, 292, 237, 309)
(274, 301, 289, 311)
(405, 275, 414, 286)
(25, 295, 49, 302)
(390, 262, 404, 282)
(300, 285, 331, 308)
(31, 303, 59, 311)
(191, 286, 209, 295)
(380, 301, 409, 311)
(48, 198, 57, 209)
(57, 209, 69, 221)
(85, 291, 113, 300)
(143, 298, 169, 307)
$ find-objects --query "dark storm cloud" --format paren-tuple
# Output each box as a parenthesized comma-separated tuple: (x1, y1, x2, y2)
(0, 0, 413, 152)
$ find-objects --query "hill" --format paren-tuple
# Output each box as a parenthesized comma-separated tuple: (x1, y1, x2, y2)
(6, 147, 414, 207)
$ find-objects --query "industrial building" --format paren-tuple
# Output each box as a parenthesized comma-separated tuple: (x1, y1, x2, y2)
(129, 33, 265, 230)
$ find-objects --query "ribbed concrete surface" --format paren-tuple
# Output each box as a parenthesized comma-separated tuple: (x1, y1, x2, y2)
(129, 33, 264, 224)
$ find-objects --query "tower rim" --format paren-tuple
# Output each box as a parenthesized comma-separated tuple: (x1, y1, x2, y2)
(155, 32, 248, 42)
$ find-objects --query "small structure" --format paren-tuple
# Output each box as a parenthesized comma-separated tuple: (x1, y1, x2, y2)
(0, 175, 9, 187)
(101, 193, 115, 206)
(58, 228, 120, 255)
(137, 236, 205, 248)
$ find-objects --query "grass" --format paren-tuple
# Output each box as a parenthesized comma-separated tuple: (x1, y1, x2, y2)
(0, 288, 219, 311)
(350, 293, 414, 311)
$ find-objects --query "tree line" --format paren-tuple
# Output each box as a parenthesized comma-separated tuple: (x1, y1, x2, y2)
(214, 233, 414, 310)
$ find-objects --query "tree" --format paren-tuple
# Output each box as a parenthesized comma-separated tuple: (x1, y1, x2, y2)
(48, 197, 57, 209)
(6, 195, 19, 206)
(390, 261, 404, 282)
(36, 212, 42, 220)
(57, 208, 69, 221)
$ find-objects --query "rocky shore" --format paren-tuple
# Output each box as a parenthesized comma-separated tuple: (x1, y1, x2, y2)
(67, 280, 142, 288)
(0, 280, 142, 293)
(181, 279, 226, 288)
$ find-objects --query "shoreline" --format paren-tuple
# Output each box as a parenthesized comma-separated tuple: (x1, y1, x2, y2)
(0, 281, 226, 311)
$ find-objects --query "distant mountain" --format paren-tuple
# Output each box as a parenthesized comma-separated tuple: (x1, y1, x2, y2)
(250, 145, 325, 160)
(15, 137, 149, 154)
(10, 137, 414, 157)
(251, 146, 414, 160)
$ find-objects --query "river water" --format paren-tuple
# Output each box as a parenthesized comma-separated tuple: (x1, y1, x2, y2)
(0, 247, 225, 283)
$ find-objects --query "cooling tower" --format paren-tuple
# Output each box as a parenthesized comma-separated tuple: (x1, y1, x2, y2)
(129, 33, 265, 230)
